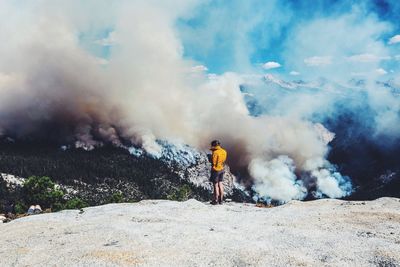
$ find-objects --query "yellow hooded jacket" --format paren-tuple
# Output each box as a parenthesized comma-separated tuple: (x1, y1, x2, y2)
(210, 145, 227, 172)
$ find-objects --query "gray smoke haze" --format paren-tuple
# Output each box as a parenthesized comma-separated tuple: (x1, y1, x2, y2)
(0, 1, 355, 202)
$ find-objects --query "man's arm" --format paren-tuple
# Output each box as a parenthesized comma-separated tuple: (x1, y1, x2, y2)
(212, 153, 219, 169)
(207, 153, 212, 163)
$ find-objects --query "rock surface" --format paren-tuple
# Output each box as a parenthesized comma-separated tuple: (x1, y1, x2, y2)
(1, 198, 400, 266)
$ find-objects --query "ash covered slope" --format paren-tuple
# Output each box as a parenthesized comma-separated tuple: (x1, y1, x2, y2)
(1, 198, 400, 266)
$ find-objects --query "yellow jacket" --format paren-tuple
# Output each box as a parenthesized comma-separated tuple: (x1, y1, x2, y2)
(210, 145, 227, 172)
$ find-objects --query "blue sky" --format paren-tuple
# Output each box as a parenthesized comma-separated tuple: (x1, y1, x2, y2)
(176, 0, 400, 80)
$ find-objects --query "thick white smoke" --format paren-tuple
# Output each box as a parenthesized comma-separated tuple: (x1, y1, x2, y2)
(250, 156, 307, 203)
(0, 1, 352, 202)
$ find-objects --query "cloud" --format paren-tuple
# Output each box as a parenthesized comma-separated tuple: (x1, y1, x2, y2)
(282, 8, 392, 81)
(289, 71, 300, 76)
(347, 53, 390, 63)
(351, 69, 388, 77)
(350, 71, 367, 77)
(177, 1, 294, 73)
(388, 34, 400, 45)
(304, 56, 332, 66)
(262, 61, 281, 70)
(190, 65, 208, 73)
(375, 68, 387, 75)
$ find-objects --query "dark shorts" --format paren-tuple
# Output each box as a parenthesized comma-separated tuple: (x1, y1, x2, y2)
(210, 170, 224, 183)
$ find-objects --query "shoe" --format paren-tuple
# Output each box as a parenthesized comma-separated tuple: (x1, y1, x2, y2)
(34, 205, 42, 214)
(210, 200, 218, 205)
(27, 205, 35, 215)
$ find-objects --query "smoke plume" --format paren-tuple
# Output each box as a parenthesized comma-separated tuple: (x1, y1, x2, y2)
(0, 0, 366, 202)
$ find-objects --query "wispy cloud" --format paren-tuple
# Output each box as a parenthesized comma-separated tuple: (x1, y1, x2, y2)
(289, 71, 300, 76)
(190, 65, 208, 73)
(282, 7, 392, 82)
(388, 34, 400, 45)
(262, 61, 281, 70)
(347, 53, 390, 63)
(304, 56, 332, 66)
(375, 68, 387, 75)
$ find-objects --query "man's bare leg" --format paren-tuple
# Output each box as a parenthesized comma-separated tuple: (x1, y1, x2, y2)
(213, 182, 219, 203)
(218, 182, 224, 203)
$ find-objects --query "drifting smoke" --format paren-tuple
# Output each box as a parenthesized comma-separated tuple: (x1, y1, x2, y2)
(0, 0, 365, 202)
(250, 156, 307, 202)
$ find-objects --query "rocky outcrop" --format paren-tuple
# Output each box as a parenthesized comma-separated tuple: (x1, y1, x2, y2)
(1, 198, 399, 266)
(156, 141, 237, 194)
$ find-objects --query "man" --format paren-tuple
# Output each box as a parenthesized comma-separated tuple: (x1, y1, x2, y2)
(209, 140, 227, 205)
